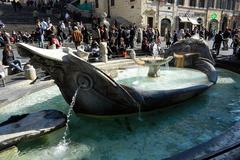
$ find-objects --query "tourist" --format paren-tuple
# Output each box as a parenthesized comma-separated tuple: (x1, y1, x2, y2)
(222, 28, 231, 50)
(152, 36, 162, 57)
(92, 26, 101, 44)
(213, 31, 223, 56)
(184, 29, 191, 39)
(232, 34, 240, 57)
(178, 29, 185, 40)
(165, 30, 171, 48)
(2, 44, 23, 72)
(57, 20, 67, 43)
(119, 37, 127, 57)
(47, 35, 61, 49)
(172, 30, 178, 44)
(142, 37, 150, 53)
(129, 26, 136, 49)
(35, 20, 44, 48)
(88, 40, 100, 61)
(2, 31, 11, 45)
(81, 26, 90, 44)
(40, 18, 48, 31)
(108, 38, 118, 58)
(72, 26, 83, 49)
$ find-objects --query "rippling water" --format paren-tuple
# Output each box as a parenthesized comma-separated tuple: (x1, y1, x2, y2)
(0, 68, 240, 160)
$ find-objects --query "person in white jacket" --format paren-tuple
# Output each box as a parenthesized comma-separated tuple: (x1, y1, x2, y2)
(152, 36, 162, 57)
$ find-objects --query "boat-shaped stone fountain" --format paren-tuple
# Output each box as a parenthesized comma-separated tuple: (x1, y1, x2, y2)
(16, 38, 217, 117)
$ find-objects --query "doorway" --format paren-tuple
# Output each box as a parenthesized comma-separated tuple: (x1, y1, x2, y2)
(147, 17, 153, 28)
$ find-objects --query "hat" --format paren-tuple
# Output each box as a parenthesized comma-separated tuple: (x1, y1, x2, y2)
(73, 26, 78, 30)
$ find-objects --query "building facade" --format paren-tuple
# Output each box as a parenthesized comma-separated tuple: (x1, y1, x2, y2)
(82, 0, 240, 34)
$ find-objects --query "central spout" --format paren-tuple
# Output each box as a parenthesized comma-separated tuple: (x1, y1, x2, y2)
(134, 56, 173, 77)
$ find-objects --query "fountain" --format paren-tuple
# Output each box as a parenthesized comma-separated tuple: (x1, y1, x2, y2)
(1, 38, 240, 159)
(16, 38, 217, 117)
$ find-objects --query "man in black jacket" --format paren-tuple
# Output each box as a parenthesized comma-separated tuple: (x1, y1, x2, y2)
(214, 31, 223, 56)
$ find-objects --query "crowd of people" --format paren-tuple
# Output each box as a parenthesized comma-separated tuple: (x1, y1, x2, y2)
(1, 4, 240, 74)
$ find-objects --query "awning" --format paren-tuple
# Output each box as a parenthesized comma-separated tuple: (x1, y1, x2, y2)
(188, 18, 199, 25)
(179, 17, 190, 23)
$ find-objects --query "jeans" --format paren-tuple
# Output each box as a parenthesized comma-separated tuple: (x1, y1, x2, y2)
(38, 34, 44, 48)
(9, 60, 24, 72)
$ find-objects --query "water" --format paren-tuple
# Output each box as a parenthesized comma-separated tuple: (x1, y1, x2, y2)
(164, 62, 169, 70)
(115, 66, 210, 90)
(0, 68, 240, 159)
(62, 87, 79, 144)
(53, 87, 80, 157)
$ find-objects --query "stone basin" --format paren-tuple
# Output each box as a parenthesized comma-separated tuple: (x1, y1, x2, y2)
(0, 110, 66, 150)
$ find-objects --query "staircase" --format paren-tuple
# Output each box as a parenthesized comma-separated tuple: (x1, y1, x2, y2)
(0, 4, 59, 32)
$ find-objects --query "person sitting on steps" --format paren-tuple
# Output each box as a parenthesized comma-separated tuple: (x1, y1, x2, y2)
(2, 44, 24, 73)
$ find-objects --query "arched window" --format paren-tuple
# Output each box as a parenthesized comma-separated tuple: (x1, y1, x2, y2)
(189, 0, 196, 7)
(160, 18, 171, 36)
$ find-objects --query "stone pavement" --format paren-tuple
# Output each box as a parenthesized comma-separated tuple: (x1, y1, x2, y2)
(0, 72, 55, 108)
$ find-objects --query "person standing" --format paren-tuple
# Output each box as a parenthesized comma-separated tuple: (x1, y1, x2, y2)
(233, 33, 240, 57)
(214, 31, 223, 56)
(72, 26, 83, 49)
(35, 20, 44, 48)
(152, 36, 162, 57)
(222, 28, 231, 50)
(172, 30, 178, 44)
(165, 30, 171, 48)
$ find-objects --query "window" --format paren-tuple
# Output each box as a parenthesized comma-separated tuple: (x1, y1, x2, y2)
(207, 0, 214, 8)
(226, 0, 232, 10)
(232, 0, 235, 10)
(220, 0, 227, 9)
(189, 0, 196, 7)
(216, 0, 221, 8)
(198, 0, 205, 8)
(95, 0, 99, 8)
(177, 0, 184, 5)
(167, 0, 174, 3)
(111, 0, 115, 6)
